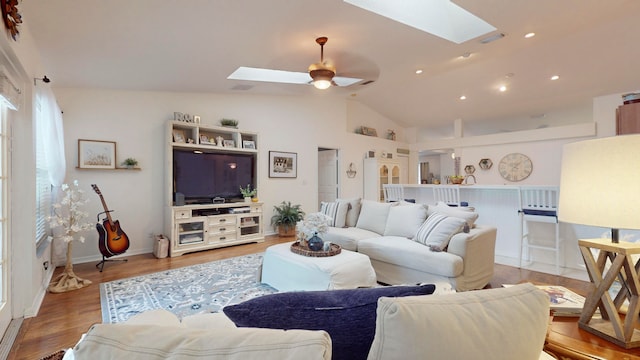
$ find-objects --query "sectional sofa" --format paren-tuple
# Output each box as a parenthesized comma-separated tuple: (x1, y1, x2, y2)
(320, 198, 497, 291)
(60, 283, 554, 360)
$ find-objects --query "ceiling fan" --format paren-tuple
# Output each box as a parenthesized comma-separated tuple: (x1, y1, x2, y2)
(227, 36, 364, 89)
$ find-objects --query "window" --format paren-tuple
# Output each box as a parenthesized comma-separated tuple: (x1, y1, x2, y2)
(35, 98, 52, 244)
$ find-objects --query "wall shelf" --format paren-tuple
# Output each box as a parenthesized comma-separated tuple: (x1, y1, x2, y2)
(76, 167, 142, 171)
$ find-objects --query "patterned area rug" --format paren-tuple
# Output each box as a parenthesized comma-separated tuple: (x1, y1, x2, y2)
(100, 253, 277, 323)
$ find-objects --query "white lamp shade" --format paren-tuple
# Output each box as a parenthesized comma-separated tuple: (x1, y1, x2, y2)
(558, 134, 640, 230)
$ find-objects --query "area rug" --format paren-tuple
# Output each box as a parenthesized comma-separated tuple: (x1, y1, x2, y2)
(100, 253, 277, 323)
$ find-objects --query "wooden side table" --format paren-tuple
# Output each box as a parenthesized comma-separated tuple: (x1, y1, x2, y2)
(545, 316, 640, 360)
(578, 239, 640, 349)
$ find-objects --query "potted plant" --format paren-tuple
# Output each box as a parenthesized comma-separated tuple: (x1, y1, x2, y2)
(122, 157, 138, 168)
(239, 184, 257, 202)
(271, 201, 305, 237)
(220, 118, 238, 128)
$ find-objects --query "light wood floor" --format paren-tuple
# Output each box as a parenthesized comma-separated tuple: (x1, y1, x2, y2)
(9, 235, 591, 360)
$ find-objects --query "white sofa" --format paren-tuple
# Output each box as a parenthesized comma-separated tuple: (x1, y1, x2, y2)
(61, 283, 555, 360)
(321, 198, 497, 291)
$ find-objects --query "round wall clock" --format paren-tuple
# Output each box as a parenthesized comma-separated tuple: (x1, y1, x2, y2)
(498, 153, 532, 182)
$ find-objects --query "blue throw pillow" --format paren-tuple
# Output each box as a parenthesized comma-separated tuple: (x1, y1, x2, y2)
(223, 284, 436, 360)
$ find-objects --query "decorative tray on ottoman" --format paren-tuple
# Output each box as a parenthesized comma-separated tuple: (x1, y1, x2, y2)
(290, 241, 341, 257)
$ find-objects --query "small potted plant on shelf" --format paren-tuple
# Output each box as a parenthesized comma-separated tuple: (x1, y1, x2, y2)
(122, 158, 138, 169)
(239, 184, 257, 202)
(220, 118, 238, 128)
(271, 201, 305, 237)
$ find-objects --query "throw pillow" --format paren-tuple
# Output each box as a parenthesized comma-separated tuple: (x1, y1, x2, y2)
(367, 283, 549, 360)
(320, 201, 349, 228)
(223, 284, 436, 360)
(414, 213, 466, 251)
(355, 200, 395, 235)
(383, 203, 427, 238)
(428, 202, 479, 228)
(337, 197, 361, 227)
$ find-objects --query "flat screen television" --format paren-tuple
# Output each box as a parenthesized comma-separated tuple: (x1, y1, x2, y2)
(173, 149, 256, 204)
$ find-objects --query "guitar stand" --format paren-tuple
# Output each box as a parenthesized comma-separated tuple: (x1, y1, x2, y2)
(96, 255, 128, 272)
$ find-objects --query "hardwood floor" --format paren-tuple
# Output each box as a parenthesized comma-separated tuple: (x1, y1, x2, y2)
(9, 235, 591, 359)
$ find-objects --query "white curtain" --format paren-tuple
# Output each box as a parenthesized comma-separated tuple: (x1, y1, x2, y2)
(36, 85, 66, 186)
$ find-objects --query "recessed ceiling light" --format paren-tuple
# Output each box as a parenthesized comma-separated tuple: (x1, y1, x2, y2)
(459, 95, 467, 100)
(524, 32, 536, 38)
(415, 69, 423, 74)
(461, 52, 471, 58)
(550, 75, 560, 81)
(499, 85, 507, 92)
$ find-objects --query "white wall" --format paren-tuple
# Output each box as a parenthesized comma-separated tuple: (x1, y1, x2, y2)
(55, 88, 408, 264)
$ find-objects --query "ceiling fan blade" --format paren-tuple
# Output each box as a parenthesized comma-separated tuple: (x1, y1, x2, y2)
(228, 67, 311, 85)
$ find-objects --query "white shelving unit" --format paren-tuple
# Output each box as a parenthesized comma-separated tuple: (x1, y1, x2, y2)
(164, 121, 263, 257)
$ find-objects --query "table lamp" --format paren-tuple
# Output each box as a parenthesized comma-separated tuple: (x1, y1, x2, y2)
(558, 134, 640, 348)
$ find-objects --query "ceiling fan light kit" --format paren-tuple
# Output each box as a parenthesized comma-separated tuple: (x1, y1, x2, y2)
(309, 36, 336, 90)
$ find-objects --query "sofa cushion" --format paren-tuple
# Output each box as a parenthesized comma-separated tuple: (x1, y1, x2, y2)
(428, 201, 479, 228)
(223, 284, 436, 360)
(383, 203, 427, 238)
(72, 324, 332, 360)
(322, 226, 380, 251)
(320, 201, 349, 228)
(367, 283, 549, 360)
(356, 200, 395, 235)
(358, 236, 463, 278)
(337, 197, 361, 227)
(414, 213, 466, 251)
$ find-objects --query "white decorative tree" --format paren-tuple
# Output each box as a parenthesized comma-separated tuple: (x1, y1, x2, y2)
(47, 181, 94, 293)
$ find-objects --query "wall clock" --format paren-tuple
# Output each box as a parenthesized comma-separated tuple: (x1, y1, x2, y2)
(498, 153, 532, 182)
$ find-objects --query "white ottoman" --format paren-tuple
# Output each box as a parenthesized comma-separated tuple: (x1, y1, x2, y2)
(261, 242, 377, 292)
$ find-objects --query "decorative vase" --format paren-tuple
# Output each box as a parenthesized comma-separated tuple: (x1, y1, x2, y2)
(244, 197, 252, 203)
(308, 233, 324, 251)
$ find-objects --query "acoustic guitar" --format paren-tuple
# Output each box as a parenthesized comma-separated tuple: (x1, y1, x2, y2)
(91, 184, 130, 257)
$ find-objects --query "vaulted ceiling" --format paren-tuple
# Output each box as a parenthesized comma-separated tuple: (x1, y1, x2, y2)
(20, 0, 640, 135)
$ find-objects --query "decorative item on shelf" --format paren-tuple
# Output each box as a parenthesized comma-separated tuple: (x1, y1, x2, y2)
(464, 165, 475, 174)
(216, 135, 224, 146)
(173, 112, 195, 122)
(361, 126, 377, 137)
(479, 158, 493, 170)
(193, 115, 201, 124)
(271, 201, 305, 237)
(387, 129, 396, 141)
(121, 157, 138, 169)
(239, 184, 257, 202)
(242, 140, 256, 149)
(346, 162, 357, 178)
(46, 181, 94, 293)
(449, 175, 464, 184)
(220, 118, 238, 128)
(296, 212, 331, 250)
(453, 156, 461, 176)
(223, 139, 235, 148)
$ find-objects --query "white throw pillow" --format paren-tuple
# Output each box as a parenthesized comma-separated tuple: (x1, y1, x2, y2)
(72, 324, 332, 360)
(356, 200, 395, 235)
(383, 204, 427, 238)
(414, 213, 465, 251)
(320, 201, 349, 228)
(428, 201, 479, 228)
(367, 283, 549, 360)
(337, 197, 361, 227)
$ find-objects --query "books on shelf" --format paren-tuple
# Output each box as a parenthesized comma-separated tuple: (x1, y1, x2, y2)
(504, 284, 586, 317)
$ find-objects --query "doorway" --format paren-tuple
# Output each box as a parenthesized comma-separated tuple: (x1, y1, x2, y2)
(317, 148, 339, 210)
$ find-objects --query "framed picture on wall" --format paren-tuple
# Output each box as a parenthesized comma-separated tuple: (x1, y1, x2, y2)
(78, 139, 116, 169)
(269, 151, 297, 178)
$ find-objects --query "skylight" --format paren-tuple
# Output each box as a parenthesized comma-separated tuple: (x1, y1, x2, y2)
(343, 0, 496, 44)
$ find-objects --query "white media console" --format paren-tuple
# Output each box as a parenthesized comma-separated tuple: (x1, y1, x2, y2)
(164, 120, 263, 257)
